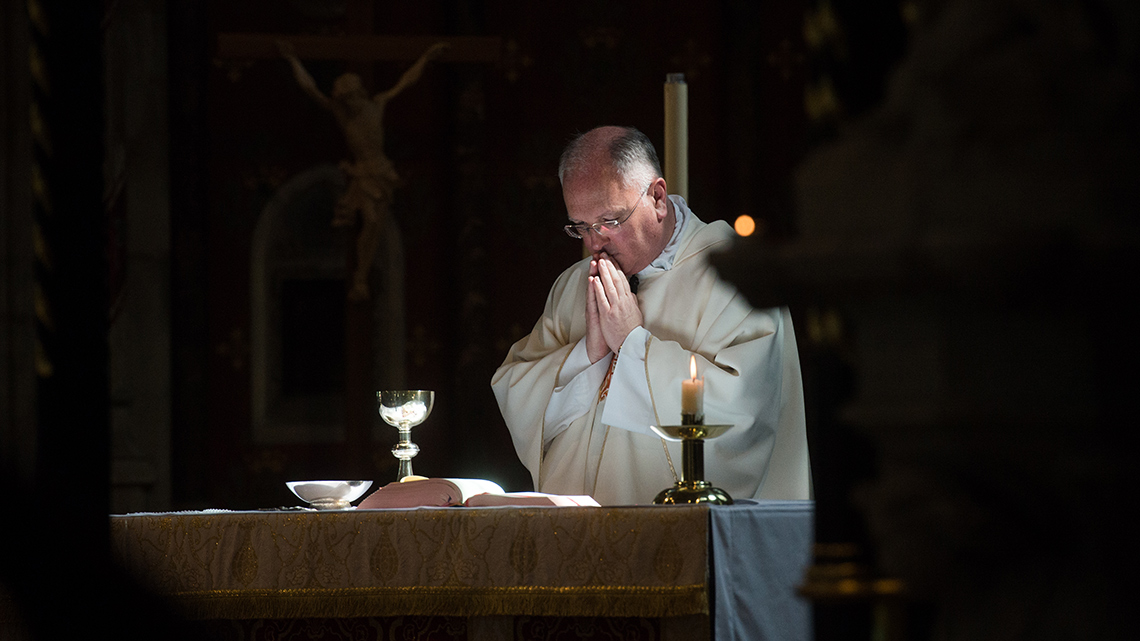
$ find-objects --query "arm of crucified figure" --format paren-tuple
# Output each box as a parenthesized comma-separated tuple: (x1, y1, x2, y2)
(374, 42, 450, 104)
(278, 40, 331, 109)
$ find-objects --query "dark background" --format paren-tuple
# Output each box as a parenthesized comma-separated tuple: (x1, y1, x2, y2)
(7, 1, 1136, 638)
(0, 0, 912, 513)
(169, 0, 858, 509)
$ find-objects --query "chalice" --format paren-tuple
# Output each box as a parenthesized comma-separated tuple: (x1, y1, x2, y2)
(378, 390, 434, 481)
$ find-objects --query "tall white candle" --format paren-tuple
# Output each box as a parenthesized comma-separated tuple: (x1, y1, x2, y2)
(665, 73, 688, 201)
(681, 354, 703, 418)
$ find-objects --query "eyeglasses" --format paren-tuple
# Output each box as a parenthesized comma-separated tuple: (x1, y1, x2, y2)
(563, 190, 646, 240)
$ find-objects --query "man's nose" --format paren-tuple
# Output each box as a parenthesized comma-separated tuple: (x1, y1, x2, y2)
(584, 229, 607, 253)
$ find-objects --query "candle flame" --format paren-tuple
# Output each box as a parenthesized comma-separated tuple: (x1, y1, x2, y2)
(689, 354, 697, 379)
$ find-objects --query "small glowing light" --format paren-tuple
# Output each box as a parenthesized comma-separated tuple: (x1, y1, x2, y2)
(734, 215, 756, 237)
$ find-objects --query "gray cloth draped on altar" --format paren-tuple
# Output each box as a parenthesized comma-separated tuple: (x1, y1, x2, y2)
(710, 499, 814, 641)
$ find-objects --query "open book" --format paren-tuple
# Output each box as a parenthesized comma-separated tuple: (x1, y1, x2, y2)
(463, 492, 599, 507)
(357, 478, 599, 509)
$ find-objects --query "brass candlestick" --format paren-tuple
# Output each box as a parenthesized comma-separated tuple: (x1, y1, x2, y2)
(651, 419, 734, 505)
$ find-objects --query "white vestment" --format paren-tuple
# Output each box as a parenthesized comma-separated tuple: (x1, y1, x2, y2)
(491, 197, 811, 505)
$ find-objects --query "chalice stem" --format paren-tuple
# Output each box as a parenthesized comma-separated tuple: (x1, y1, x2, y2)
(398, 458, 414, 481)
(682, 439, 704, 484)
(394, 427, 418, 481)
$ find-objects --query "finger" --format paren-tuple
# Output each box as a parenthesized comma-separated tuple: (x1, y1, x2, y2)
(603, 258, 630, 297)
(592, 274, 611, 313)
(589, 259, 598, 278)
(601, 258, 630, 299)
(601, 255, 629, 294)
(597, 259, 620, 300)
(586, 276, 598, 314)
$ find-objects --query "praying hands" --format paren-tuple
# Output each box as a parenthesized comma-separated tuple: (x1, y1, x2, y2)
(585, 252, 643, 363)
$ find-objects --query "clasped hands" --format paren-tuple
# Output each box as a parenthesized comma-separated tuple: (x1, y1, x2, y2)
(586, 252, 643, 364)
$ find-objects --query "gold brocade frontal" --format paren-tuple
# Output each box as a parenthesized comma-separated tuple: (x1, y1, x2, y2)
(171, 584, 708, 620)
(111, 506, 711, 622)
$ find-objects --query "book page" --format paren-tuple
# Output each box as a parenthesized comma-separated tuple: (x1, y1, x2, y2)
(463, 492, 600, 507)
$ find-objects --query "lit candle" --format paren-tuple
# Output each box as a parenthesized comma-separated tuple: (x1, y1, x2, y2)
(681, 354, 703, 420)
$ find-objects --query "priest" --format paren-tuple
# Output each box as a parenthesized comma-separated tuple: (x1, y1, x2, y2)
(491, 126, 810, 505)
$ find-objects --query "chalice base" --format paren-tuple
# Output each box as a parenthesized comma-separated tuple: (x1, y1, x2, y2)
(653, 481, 734, 505)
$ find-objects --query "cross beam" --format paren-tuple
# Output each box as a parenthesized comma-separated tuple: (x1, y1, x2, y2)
(216, 33, 502, 63)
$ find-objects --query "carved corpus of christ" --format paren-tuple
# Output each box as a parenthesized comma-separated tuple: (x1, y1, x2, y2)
(280, 40, 448, 301)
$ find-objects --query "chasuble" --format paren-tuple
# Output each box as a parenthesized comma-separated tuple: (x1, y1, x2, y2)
(492, 198, 811, 505)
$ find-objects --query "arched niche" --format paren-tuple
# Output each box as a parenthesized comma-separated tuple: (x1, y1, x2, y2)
(251, 164, 405, 444)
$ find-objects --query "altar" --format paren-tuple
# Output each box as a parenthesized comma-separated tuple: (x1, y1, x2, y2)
(110, 500, 812, 640)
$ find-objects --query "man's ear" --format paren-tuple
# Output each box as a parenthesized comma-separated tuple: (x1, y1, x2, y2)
(649, 177, 668, 220)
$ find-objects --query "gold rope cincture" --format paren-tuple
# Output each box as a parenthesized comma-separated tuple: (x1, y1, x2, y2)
(591, 349, 617, 498)
(660, 438, 679, 484)
(597, 349, 618, 402)
(643, 341, 679, 484)
(591, 344, 680, 495)
(594, 338, 682, 490)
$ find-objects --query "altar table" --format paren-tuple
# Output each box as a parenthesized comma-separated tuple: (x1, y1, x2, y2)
(110, 500, 813, 640)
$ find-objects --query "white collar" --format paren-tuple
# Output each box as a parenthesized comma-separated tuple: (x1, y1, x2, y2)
(637, 194, 691, 278)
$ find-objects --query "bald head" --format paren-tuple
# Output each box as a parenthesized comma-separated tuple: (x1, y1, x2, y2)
(558, 126, 674, 276)
(558, 126, 662, 193)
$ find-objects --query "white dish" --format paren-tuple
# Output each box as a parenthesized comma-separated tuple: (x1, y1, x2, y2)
(286, 480, 373, 510)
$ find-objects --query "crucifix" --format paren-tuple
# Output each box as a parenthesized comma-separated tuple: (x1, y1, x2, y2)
(216, 3, 500, 475)
(279, 38, 448, 302)
(219, 24, 500, 301)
